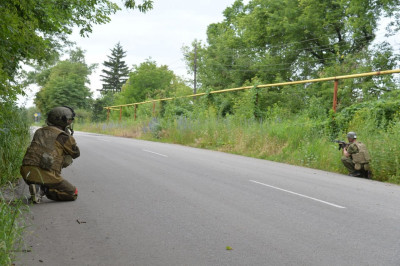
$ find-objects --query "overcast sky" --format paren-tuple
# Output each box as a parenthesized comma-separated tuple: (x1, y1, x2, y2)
(18, 0, 398, 108)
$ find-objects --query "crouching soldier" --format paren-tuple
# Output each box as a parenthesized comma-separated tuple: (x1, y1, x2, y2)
(20, 106, 80, 203)
(341, 131, 371, 178)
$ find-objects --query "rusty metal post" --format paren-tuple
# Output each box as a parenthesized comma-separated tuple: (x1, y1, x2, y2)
(152, 102, 156, 117)
(107, 108, 110, 122)
(134, 104, 137, 121)
(333, 79, 338, 112)
(254, 89, 259, 119)
(119, 107, 122, 121)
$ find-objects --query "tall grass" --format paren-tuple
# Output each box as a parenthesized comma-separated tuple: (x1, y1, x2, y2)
(0, 104, 30, 185)
(0, 199, 26, 265)
(0, 102, 30, 263)
(154, 112, 345, 174)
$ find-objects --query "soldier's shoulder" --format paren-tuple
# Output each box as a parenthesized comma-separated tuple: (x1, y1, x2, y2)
(347, 143, 359, 152)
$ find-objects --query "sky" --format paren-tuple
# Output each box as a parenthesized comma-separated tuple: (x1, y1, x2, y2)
(18, 0, 399, 108)
(18, 0, 242, 107)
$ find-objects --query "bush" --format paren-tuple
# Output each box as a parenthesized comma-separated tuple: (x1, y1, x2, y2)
(0, 102, 30, 264)
(0, 103, 30, 185)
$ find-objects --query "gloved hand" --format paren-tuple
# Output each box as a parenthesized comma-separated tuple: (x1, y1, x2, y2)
(65, 126, 74, 136)
(62, 155, 73, 168)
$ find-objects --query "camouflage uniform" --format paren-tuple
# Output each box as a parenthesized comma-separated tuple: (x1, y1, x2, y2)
(20, 107, 80, 202)
(341, 142, 370, 176)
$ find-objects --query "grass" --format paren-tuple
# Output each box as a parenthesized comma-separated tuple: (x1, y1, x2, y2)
(0, 103, 30, 263)
(0, 199, 26, 265)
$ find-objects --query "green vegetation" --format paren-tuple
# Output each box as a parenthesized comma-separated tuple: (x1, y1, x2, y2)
(1, 0, 153, 99)
(31, 48, 95, 114)
(0, 103, 30, 186)
(183, 0, 400, 98)
(0, 198, 27, 265)
(0, 103, 30, 263)
(115, 59, 191, 105)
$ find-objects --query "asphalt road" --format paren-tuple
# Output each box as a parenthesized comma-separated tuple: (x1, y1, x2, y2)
(17, 131, 400, 265)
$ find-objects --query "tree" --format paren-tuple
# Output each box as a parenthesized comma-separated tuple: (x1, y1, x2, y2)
(0, 0, 153, 100)
(116, 59, 188, 104)
(92, 92, 116, 122)
(100, 42, 130, 93)
(185, 0, 400, 111)
(34, 49, 94, 114)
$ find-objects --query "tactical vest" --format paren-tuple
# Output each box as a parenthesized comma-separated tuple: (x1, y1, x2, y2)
(22, 126, 69, 173)
(352, 142, 371, 170)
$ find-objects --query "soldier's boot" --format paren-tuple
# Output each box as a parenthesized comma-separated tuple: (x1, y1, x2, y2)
(348, 171, 361, 177)
(360, 170, 373, 179)
(29, 184, 45, 204)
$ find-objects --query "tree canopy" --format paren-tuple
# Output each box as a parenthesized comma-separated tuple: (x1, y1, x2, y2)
(0, 0, 153, 100)
(184, 0, 400, 112)
(34, 49, 94, 114)
(116, 59, 190, 104)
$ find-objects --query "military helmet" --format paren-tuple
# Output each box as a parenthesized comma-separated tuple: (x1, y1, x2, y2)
(46, 106, 75, 127)
(347, 131, 357, 139)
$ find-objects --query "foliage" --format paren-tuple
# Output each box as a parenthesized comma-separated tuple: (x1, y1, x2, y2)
(100, 42, 130, 93)
(33, 49, 94, 114)
(74, 108, 93, 124)
(163, 98, 194, 120)
(92, 92, 116, 122)
(116, 59, 190, 105)
(0, 0, 153, 100)
(0, 102, 29, 263)
(183, 0, 400, 112)
(0, 200, 26, 265)
(0, 103, 30, 185)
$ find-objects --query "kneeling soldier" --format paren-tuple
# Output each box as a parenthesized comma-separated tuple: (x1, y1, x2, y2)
(341, 131, 371, 178)
(20, 106, 80, 203)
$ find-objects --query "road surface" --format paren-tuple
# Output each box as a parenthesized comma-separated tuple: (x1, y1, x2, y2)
(17, 131, 400, 265)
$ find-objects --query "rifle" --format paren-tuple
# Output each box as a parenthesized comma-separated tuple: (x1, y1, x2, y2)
(333, 140, 349, 150)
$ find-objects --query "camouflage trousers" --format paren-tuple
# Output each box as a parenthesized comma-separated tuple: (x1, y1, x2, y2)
(341, 156, 370, 174)
(20, 166, 78, 201)
(341, 156, 356, 174)
(26, 179, 78, 201)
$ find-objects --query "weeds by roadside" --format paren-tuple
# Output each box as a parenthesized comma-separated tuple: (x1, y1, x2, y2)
(0, 102, 30, 263)
(0, 198, 27, 265)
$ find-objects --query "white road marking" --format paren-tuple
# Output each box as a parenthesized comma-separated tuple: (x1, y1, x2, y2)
(250, 180, 346, 209)
(143, 149, 168, 157)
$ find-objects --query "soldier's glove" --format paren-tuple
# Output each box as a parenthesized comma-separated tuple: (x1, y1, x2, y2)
(62, 155, 73, 168)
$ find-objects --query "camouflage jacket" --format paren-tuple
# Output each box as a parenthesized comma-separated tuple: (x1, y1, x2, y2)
(347, 141, 370, 164)
(22, 126, 80, 173)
